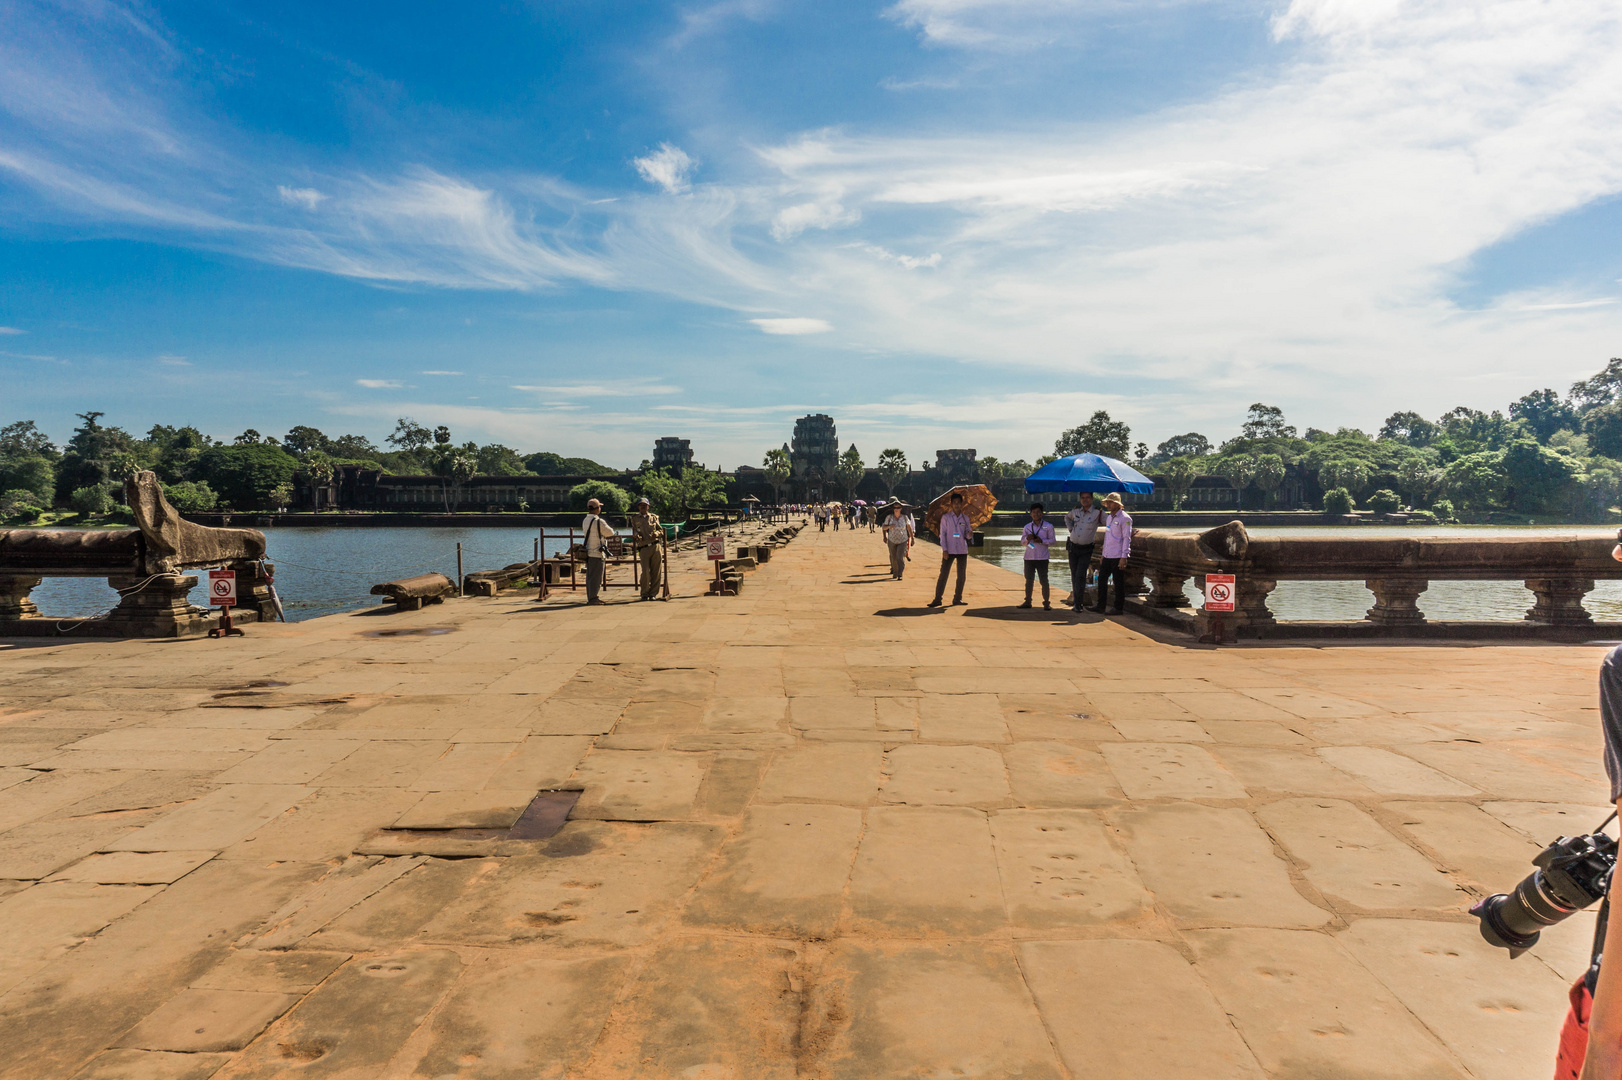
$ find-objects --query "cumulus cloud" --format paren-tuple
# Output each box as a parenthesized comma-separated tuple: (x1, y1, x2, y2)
(751, 317, 833, 334)
(355, 378, 404, 388)
(277, 185, 326, 210)
(633, 144, 696, 193)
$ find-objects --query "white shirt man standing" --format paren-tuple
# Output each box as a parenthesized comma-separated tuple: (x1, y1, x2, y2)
(1063, 492, 1105, 612)
(1092, 493, 1133, 614)
(928, 491, 973, 607)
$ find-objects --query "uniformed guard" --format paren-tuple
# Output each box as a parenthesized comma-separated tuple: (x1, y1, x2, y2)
(631, 497, 665, 601)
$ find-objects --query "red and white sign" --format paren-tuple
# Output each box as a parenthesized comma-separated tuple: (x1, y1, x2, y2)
(1204, 573, 1235, 613)
(705, 536, 726, 561)
(208, 569, 237, 608)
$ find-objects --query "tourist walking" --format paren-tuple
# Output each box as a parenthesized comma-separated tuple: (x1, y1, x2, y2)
(883, 500, 913, 579)
(630, 497, 665, 601)
(832, 503, 840, 530)
(816, 506, 827, 531)
(1092, 493, 1133, 614)
(928, 491, 972, 607)
(1063, 492, 1104, 612)
(581, 498, 614, 605)
(1019, 503, 1056, 609)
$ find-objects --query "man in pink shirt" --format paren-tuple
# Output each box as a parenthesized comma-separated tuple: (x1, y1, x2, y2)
(1091, 493, 1133, 614)
(928, 491, 972, 608)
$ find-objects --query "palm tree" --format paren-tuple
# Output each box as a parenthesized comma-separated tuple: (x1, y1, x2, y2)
(877, 449, 908, 500)
(1252, 454, 1286, 509)
(836, 444, 865, 500)
(763, 448, 791, 505)
(1160, 457, 1198, 509)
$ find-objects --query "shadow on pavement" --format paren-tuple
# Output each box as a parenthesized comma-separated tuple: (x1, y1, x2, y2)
(872, 607, 945, 617)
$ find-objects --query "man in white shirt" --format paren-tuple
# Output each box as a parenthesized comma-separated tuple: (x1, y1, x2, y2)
(928, 491, 973, 607)
(581, 498, 614, 605)
(1063, 492, 1104, 612)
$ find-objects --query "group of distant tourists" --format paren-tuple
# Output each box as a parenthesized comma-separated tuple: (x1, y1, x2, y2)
(813, 502, 878, 531)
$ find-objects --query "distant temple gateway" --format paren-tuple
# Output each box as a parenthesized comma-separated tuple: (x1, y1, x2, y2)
(651, 436, 694, 474)
(790, 414, 839, 497)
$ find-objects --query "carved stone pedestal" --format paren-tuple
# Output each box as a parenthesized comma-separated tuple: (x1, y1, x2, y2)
(1525, 577, 1594, 625)
(1145, 569, 1193, 608)
(231, 561, 280, 622)
(104, 574, 209, 637)
(1195, 575, 1277, 638)
(0, 575, 41, 620)
(1366, 577, 1429, 625)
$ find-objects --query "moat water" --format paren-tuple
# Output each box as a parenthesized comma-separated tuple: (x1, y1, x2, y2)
(25, 523, 1622, 624)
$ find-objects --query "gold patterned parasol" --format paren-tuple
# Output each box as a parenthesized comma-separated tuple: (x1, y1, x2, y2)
(923, 484, 998, 536)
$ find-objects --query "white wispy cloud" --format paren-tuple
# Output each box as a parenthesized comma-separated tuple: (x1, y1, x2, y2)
(751, 317, 833, 335)
(0, 327, 23, 335)
(156, 354, 189, 365)
(510, 380, 683, 397)
(355, 378, 404, 388)
(421, 369, 463, 375)
(277, 185, 326, 210)
(633, 144, 697, 194)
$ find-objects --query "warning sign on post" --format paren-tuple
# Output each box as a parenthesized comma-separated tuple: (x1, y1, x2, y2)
(1204, 573, 1235, 613)
(705, 536, 726, 561)
(208, 569, 237, 608)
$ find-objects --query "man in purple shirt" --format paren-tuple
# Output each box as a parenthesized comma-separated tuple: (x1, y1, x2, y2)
(928, 491, 973, 608)
(1018, 502, 1056, 610)
(1092, 493, 1133, 614)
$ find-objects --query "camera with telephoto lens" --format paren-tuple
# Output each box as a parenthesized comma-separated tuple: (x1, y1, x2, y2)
(1472, 830, 1617, 957)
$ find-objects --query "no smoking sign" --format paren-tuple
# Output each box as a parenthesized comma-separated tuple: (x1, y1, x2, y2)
(1204, 573, 1236, 613)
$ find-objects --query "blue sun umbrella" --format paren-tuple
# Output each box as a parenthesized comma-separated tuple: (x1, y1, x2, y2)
(1023, 453, 1155, 494)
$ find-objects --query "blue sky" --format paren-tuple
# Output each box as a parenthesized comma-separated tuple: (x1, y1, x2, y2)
(3, 0, 1620, 469)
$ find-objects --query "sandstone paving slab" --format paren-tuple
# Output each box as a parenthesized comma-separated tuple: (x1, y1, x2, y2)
(191, 950, 349, 994)
(756, 743, 882, 805)
(67, 729, 270, 754)
(307, 740, 450, 788)
(1161, 691, 1300, 723)
(1381, 801, 1545, 893)
(787, 695, 878, 729)
(1304, 715, 1461, 745)
(52, 771, 215, 819)
(1002, 742, 1123, 807)
(212, 740, 360, 785)
(1019, 939, 1264, 1079)
(418, 821, 723, 949)
(217, 950, 463, 1080)
(686, 803, 862, 937)
(250, 856, 426, 950)
(1482, 800, 1616, 844)
(306, 858, 490, 952)
(701, 696, 788, 731)
(587, 936, 800, 1079)
(117, 987, 301, 1053)
(990, 809, 1150, 927)
(1315, 745, 1480, 796)
(69, 1049, 232, 1080)
(812, 940, 1063, 1080)
(570, 750, 707, 820)
(1113, 803, 1330, 927)
(1339, 918, 1566, 1080)
(0, 881, 160, 997)
(1399, 741, 1607, 802)
(916, 693, 1008, 742)
(0, 814, 159, 879)
(394, 788, 536, 829)
(0, 766, 41, 790)
(849, 807, 1004, 935)
(527, 698, 624, 735)
(220, 786, 423, 863)
(1188, 928, 1468, 1079)
(1085, 692, 1196, 721)
(1238, 686, 1383, 718)
(1197, 719, 1309, 745)
(615, 698, 704, 734)
(1107, 718, 1211, 742)
(0, 860, 324, 1080)
(1210, 746, 1376, 797)
(104, 785, 306, 852)
(880, 744, 1011, 806)
(1257, 798, 1466, 912)
(408, 741, 516, 791)
(0, 771, 160, 833)
(671, 731, 794, 751)
(916, 671, 1076, 695)
(1100, 742, 1247, 800)
(483, 735, 592, 790)
(404, 953, 625, 1080)
(47, 850, 216, 885)
(694, 750, 763, 816)
(28, 749, 253, 772)
(1002, 712, 1119, 744)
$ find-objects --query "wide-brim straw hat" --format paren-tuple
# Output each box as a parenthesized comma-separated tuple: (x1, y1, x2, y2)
(1102, 493, 1124, 507)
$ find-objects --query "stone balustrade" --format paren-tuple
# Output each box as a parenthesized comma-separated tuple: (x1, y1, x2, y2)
(1124, 521, 1622, 639)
